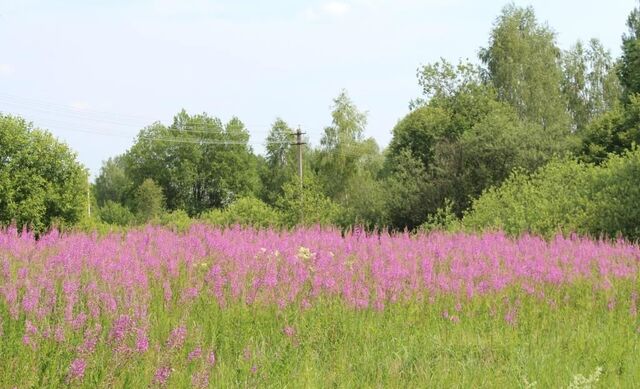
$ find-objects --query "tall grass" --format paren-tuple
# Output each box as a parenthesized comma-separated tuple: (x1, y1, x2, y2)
(0, 225, 638, 387)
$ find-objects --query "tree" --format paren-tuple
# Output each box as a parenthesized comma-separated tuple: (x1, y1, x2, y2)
(0, 114, 88, 233)
(619, 3, 640, 100)
(561, 39, 621, 132)
(317, 90, 372, 199)
(480, 5, 570, 131)
(580, 94, 640, 163)
(276, 174, 342, 227)
(94, 155, 133, 206)
(124, 110, 260, 215)
(132, 178, 165, 223)
(260, 118, 302, 205)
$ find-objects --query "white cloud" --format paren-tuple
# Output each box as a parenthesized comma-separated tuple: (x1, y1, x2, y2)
(0, 63, 14, 76)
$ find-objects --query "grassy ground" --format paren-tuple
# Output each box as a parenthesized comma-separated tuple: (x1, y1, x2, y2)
(2, 286, 638, 388)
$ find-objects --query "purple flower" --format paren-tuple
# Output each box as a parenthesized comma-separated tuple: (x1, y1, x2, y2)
(166, 325, 187, 350)
(153, 366, 172, 386)
(207, 351, 216, 367)
(188, 346, 202, 361)
(68, 358, 86, 380)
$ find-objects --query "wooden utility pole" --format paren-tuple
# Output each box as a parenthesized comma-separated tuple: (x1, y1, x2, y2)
(292, 127, 306, 224)
(292, 127, 306, 190)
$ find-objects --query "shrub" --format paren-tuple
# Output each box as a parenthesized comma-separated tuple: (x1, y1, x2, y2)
(201, 197, 282, 228)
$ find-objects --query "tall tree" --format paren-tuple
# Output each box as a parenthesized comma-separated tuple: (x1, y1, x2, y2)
(94, 155, 133, 207)
(619, 2, 640, 101)
(479, 5, 570, 131)
(125, 110, 259, 215)
(561, 39, 621, 132)
(317, 90, 372, 199)
(0, 114, 88, 233)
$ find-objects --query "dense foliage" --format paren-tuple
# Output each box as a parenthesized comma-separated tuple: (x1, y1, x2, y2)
(0, 115, 88, 233)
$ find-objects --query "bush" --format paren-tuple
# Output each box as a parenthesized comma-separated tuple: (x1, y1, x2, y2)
(201, 197, 282, 228)
(157, 209, 194, 232)
(99, 201, 135, 226)
(462, 148, 640, 240)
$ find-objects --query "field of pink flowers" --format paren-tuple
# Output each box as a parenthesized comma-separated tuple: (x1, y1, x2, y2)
(1, 224, 639, 387)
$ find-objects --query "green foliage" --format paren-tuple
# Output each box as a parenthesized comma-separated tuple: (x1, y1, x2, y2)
(277, 175, 342, 228)
(260, 119, 301, 205)
(157, 209, 194, 232)
(133, 178, 165, 223)
(418, 199, 461, 233)
(0, 114, 88, 233)
(619, 4, 640, 101)
(561, 39, 621, 132)
(580, 94, 640, 163)
(201, 197, 282, 229)
(317, 91, 374, 200)
(463, 159, 594, 237)
(383, 150, 433, 230)
(464, 148, 640, 240)
(480, 5, 570, 131)
(98, 200, 135, 226)
(124, 110, 260, 215)
(94, 155, 133, 206)
(583, 148, 640, 240)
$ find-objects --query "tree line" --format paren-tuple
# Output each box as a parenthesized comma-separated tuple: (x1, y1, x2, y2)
(2, 4, 640, 239)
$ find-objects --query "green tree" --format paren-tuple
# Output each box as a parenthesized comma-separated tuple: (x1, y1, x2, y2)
(561, 39, 621, 132)
(99, 200, 135, 226)
(580, 94, 640, 163)
(317, 90, 373, 200)
(94, 155, 133, 206)
(480, 5, 570, 131)
(619, 2, 640, 100)
(276, 174, 342, 227)
(125, 110, 260, 215)
(0, 114, 88, 233)
(260, 118, 303, 205)
(133, 178, 165, 223)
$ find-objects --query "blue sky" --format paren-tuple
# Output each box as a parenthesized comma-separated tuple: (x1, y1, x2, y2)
(0, 0, 636, 178)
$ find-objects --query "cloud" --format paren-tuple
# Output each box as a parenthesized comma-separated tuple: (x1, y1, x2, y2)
(0, 63, 14, 76)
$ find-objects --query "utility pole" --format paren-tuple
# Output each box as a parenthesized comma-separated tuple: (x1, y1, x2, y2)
(292, 126, 306, 224)
(292, 126, 306, 190)
(87, 183, 91, 218)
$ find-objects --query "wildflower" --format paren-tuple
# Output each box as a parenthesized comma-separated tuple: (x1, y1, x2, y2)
(191, 370, 210, 388)
(166, 325, 187, 350)
(109, 315, 132, 344)
(153, 366, 172, 386)
(188, 346, 202, 361)
(135, 328, 149, 353)
(207, 351, 216, 367)
(283, 326, 295, 337)
(68, 358, 86, 381)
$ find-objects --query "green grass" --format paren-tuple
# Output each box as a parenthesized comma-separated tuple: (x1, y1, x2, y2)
(1, 283, 639, 388)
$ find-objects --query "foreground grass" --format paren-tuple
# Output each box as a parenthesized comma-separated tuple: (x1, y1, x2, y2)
(1, 286, 638, 388)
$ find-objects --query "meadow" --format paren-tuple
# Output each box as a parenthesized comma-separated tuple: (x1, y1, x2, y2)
(1, 224, 639, 388)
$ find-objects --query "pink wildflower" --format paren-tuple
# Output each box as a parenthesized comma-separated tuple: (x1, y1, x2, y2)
(166, 325, 187, 350)
(68, 358, 86, 381)
(153, 366, 172, 386)
(188, 346, 202, 361)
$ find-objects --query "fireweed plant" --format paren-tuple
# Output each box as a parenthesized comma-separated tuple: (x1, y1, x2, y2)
(0, 225, 639, 387)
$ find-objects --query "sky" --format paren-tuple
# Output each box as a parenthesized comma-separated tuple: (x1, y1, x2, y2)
(0, 0, 636, 179)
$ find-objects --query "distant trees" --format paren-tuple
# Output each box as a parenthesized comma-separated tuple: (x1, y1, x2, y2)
(9, 2, 640, 241)
(0, 114, 88, 233)
(480, 5, 570, 131)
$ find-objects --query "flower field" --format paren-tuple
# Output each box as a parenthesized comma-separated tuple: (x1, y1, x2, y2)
(1, 225, 640, 387)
